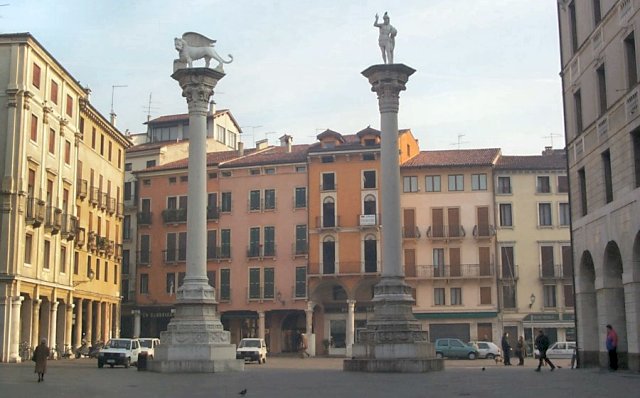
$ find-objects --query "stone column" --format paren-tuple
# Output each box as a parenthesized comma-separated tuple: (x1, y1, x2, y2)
(258, 311, 265, 340)
(65, 303, 74, 355)
(74, 298, 83, 349)
(95, 301, 102, 342)
(305, 302, 315, 357)
(345, 64, 441, 373)
(31, 298, 41, 349)
(9, 296, 24, 362)
(148, 66, 242, 373)
(346, 299, 356, 358)
(133, 309, 141, 338)
(84, 300, 92, 344)
(49, 301, 59, 358)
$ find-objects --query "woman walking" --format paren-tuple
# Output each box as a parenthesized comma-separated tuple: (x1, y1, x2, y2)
(33, 338, 50, 382)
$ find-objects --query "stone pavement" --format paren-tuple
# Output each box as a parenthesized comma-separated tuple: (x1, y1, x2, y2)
(0, 357, 638, 398)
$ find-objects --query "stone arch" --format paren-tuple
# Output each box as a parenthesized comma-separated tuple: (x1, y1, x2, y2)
(363, 194, 377, 215)
(576, 250, 598, 366)
(600, 241, 627, 368)
(633, 230, 640, 277)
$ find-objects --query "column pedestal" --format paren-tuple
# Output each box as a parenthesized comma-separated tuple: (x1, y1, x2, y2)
(148, 67, 242, 373)
(344, 64, 442, 373)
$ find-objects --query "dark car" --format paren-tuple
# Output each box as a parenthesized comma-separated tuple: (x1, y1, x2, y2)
(435, 338, 479, 360)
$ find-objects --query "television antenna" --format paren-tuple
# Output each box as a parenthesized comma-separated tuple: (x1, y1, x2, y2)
(110, 84, 128, 119)
(542, 133, 562, 147)
(240, 125, 262, 146)
(450, 134, 469, 150)
(142, 92, 160, 122)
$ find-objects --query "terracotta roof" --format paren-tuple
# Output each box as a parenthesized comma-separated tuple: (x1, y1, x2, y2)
(126, 139, 185, 154)
(221, 144, 311, 168)
(356, 126, 381, 138)
(401, 148, 501, 168)
(495, 152, 567, 170)
(316, 129, 346, 142)
(308, 133, 379, 153)
(145, 109, 230, 125)
(136, 149, 256, 173)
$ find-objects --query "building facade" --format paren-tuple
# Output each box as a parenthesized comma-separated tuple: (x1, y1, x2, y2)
(558, 0, 640, 370)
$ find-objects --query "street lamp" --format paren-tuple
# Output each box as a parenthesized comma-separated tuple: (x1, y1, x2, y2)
(529, 293, 536, 308)
(73, 268, 95, 287)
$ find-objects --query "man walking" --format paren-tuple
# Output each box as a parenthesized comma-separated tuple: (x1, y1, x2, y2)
(606, 324, 618, 371)
(534, 330, 556, 372)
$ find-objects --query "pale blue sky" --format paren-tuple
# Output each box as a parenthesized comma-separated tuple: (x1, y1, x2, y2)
(2, 0, 564, 154)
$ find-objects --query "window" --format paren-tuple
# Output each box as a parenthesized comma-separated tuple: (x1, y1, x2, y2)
(625, 32, 637, 89)
(48, 129, 56, 154)
(168, 177, 176, 184)
(87, 255, 92, 278)
(322, 237, 335, 274)
(569, 1, 578, 53)
(425, 175, 441, 192)
(95, 259, 100, 281)
(434, 288, 445, 306)
(91, 128, 96, 149)
(321, 156, 334, 163)
(207, 230, 217, 259)
(295, 224, 307, 255)
(140, 274, 149, 294)
(221, 192, 232, 212)
(634, 130, 640, 188)
(602, 150, 613, 203)
(543, 285, 557, 308)
(24, 233, 33, 264)
(578, 168, 587, 216)
(180, 176, 188, 182)
(538, 203, 552, 226)
(502, 285, 516, 308)
(66, 95, 73, 117)
(122, 250, 129, 274)
(125, 163, 132, 171)
(499, 203, 513, 227)
(65, 140, 71, 164)
(30, 114, 38, 142)
(450, 288, 462, 305)
(108, 141, 112, 162)
(593, 0, 601, 24)
(363, 170, 376, 189)
(60, 246, 67, 274)
(250, 169, 260, 176)
(124, 182, 132, 201)
(43, 240, 51, 269)
(498, 177, 511, 194)
(249, 268, 260, 299)
(448, 175, 464, 191)
(74, 251, 79, 275)
(264, 268, 274, 299)
(264, 189, 276, 210)
(295, 266, 307, 298)
(220, 229, 231, 258)
(541, 246, 555, 278)
(322, 173, 335, 190)
(295, 187, 306, 208)
(249, 190, 261, 211)
(362, 153, 375, 161)
(166, 273, 175, 295)
(207, 271, 216, 288)
(32, 63, 41, 88)
(480, 287, 492, 305)
(50, 81, 58, 104)
(100, 134, 104, 156)
(596, 64, 607, 115)
(142, 179, 150, 186)
(264, 168, 275, 175)
(574, 90, 583, 135)
(471, 174, 487, 191)
(557, 175, 569, 193)
(146, 160, 156, 168)
(500, 246, 516, 279)
(104, 261, 108, 282)
(221, 171, 232, 177)
(564, 284, 574, 308)
(559, 203, 571, 226)
(220, 269, 230, 300)
(403, 176, 418, 192)
(363, 236, 377, 273)
(537, 176, 551, 193)
(295, 165, 306, 173)
(264, 226, 275, 256)
(433, 248, 445, 277)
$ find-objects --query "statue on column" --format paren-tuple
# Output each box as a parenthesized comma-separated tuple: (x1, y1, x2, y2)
(374, 12, 397, 64)
(174, 32, 233, 72)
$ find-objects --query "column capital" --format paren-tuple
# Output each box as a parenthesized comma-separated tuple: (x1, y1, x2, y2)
(306, 301, 316, 312)
(258, 311, 265, 319)
(346, 299, 357, 307)
(171, 68, 225, 115)
(51, 301, 60, 310)
(13, 296, 25, 303)
(362, 64, 415, 114)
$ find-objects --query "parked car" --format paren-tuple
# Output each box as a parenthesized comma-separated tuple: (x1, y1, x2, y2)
(139, 338, 160, 359)
(545, 341, 576, 359)
(236, 338, 267, 364)
(97, 338, 141, 368)
(435, 338, 479, 360)
(469, 341, 502, 359)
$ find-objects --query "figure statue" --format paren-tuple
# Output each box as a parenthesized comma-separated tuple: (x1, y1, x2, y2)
(374, 12, 397, 64)
(174, 32, 233, 71)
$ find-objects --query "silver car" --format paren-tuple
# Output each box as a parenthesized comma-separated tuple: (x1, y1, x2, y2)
(469, 341, 502, 359)
(545, 341, 576, 359)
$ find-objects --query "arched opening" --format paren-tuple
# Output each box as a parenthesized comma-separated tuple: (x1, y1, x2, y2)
(363, 194, 376, 216)
(322, 197, 335, 227)
(322, 235, 335, 274)
(600, 241, 627, 368)
(281, 312, 306, 353)
(363, 234, 378, 273)
(577, 250, 598, 366)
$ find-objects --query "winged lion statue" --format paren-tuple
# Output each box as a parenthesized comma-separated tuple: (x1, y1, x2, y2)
(174, 32, 233, 71)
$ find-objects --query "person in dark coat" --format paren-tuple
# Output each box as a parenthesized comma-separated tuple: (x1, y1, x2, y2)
(501, 332, 511, 365)
(33, 338, 50, 382)
(534, 330, 556, 371)
(516, 336, 526, 366)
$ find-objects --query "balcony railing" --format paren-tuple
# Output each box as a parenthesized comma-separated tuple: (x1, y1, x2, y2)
(99, 191, 108, 210)
(44, 205, 62, 234)
(89, 187, 99, 206)
(96, 236, 109, 253)
(162, 208, 187, 223)
(315, 216, 340, 229)
(87, 231, 97, 250)
(106, 239, 115, 256)
(539, 264, 572, 280)
(415, 263, 495, 278)
(163, 249, 187, 263)
(499, 265, 519, 280)
(358, 214, 379, 227)
(137, 250, 151, 265)
(107, 197, 116, 214)
(426, 225, 466, 240)
(246, 245, 276, 258)
(207, 206, 219, 220)
(320, 183, 337, 192)
(61, 213, 78, 240)
(306, 262, 382, 276)
(137, 211, 153, 226)
(292, 242, 308, 256)
(402, 226, 421, 239)
(472, 224, 495, 239)
(25, 196, 46, 227)
(76, 179, 88, 200)
(75, 227, 86, 247)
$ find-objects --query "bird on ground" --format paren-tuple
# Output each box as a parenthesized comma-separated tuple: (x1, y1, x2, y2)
(481, 367, 486, 371)
(239, 389, 247, 396)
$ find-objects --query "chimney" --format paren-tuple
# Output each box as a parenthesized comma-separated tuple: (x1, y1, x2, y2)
(85, 86, 92, 101)
(110, 112, 117, 127)
(238, 141, 244, 156)
(209, 100, 216, 116)
(543, 146, 553, 155)
(256, 139, 268, 150)
(279, 134, 293, 152)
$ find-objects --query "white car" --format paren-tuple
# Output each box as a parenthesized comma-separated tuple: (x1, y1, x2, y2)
(470, 341, 502, 359)
(545, 341, 576, 359)
(139, 338, 160, 359)
(97, 338, 141, 368)
(236, 338, 267, 364)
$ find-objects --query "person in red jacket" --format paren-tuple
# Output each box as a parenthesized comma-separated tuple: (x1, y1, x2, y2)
(606, 324, 618, 371)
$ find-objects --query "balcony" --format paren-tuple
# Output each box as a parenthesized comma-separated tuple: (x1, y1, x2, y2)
(61, 213, 78, 240)
(89, 187, 99, 206)
(315, 216, 340, 229)
(292, 242, 308, 257)
(426, 225, 466, 240)
(358, 214, 379, 228)
(246, 245, 276, 259)
(402, 226, 421, 239)
(87, 231, 97, 250)
(499, 265, 519, 280)
(539, 265, 572, 280)
(116, 202, 124, 218)
(137, 211, 152, 226)
(75, 227, 86, 247)
(207, 246, 232, 260)
(99, 191, 108, 210)
(163, 249, 187, 263)
(44, 205, 62, 234)
(76, 179, 88, 200)
(472, 224, 495, 239)
(207, 206, 219, 220)
(162, 208, 187, 224)
(25, 196, 46, 227)
(137, 250, 151, 266)
(106, 240, 115, 257)
(107, 197, 116, 214)
(96, 236, 109, 253)
(415, 263, 495, 278)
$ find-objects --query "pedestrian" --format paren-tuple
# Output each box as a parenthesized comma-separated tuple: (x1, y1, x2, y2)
(33, 338, 50, 382)
(516, 336, 526, 366)
(606, 324, 618, 371)
(534, 330, 555, 372)
(501, 332, 511, 365)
